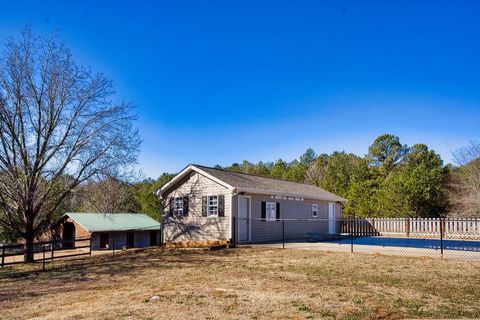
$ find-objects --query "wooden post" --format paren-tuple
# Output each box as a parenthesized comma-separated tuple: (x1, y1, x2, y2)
(89, 237, 92, 256)
(112, 239, 115, 257)
(42, 244, 46, 271)
(440, 217, 444, 258)
(406, 218, 410, 237)
(160, 223, 164, 247)
(282, 219, 285, 249)
(160, 222, 162, 247)
(51, 237, 55, 260)
(231, 217, 236, 247)
(1, 244, 4, 268)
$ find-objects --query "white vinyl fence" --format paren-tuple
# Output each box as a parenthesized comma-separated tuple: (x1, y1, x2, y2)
(342, 218, 480, 239)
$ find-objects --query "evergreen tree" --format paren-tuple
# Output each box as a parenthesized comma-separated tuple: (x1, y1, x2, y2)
(270, 159, 288, 179)
(368, 134, 409, 176)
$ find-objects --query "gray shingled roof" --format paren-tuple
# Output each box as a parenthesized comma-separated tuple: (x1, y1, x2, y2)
(194, 165, 346, 202)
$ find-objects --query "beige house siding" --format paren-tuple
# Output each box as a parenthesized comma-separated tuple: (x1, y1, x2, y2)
(160, 168, 344, 244)
(234, 193, 342, 243)
(162, 171, 232, 242)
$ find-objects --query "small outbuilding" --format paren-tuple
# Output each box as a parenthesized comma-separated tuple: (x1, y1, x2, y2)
(56, 213, 161, 250)
(157, 164, 346, 244)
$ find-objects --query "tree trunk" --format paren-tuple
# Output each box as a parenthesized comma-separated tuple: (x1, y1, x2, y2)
(24, 233, 35, 263)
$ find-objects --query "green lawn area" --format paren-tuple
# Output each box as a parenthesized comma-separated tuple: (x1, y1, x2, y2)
(1, 247, 479, 320)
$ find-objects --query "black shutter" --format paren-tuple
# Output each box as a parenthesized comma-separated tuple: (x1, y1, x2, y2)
(202, 196, 208, 217)
(218, 195, 225, 217)
(169, 198, 173, 216)
(276, 202, 280, 220)
(183, 196, 189, 217)
(261, 202, 266, 221)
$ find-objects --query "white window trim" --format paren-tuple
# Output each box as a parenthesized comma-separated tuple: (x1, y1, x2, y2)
(312, 203, 318, 218)
(208, 195, 218, 217)
(173, 197, 184, 217)
(266, 202, 276, 221)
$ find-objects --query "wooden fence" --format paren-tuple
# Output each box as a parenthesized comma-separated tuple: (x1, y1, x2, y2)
(341, 218, 480, 239)
(1, 237, 92, 268)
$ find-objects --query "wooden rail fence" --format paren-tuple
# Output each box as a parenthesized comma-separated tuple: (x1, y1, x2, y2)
(1, 237, 92, 268)
(341, 218, 480, 239)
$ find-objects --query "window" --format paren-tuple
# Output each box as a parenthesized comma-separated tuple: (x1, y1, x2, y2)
(266, 202, 276, 221)
(312, 204, 318, 218)
(208, 195, 218, 216)
(173, 197, 184, 216)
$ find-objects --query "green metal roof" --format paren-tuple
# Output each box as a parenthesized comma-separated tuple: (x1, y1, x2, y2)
(65, 213, 161, 232)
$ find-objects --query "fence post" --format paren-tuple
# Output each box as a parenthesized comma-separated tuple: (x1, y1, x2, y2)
(440, 217, 444, 258)
(160, 223, 164, 247)
(406, 218, 410, 237)
(158, 222, 162, 247)
(350, 225, 354, 253)
(42, 244, 46, 272)
(231, 216, 236, 247)
(1, 244, 4, 268)
(282, 219, 285, 249)
(51, 237, 55, 260)
(112, 239, 115, 257)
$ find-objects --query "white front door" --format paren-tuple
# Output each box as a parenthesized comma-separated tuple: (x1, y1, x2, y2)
(328, 203, 336, 234)
(238, 197, 250, 242)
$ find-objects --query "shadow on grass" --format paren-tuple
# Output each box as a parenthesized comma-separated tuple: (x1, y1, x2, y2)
(0, 247, 241, 301)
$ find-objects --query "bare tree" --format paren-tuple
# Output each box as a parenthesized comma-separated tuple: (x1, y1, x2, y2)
(305, 154, 329, 186)
(450, 142, 480, 216)
(78, 177, 138, 213)
(0, 28, 140, 261)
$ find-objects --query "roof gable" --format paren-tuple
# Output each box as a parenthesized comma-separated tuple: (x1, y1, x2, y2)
(65, 213, 160, 232)
(157, 164, 234, 196)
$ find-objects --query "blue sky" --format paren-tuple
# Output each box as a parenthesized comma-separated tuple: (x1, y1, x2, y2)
(1, 1, 479, 178)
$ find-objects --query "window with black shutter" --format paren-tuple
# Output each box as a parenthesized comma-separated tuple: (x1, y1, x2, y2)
(208, 195, 218, 216)
(173, 197, 184, 216)
(264, 202, 277, 221)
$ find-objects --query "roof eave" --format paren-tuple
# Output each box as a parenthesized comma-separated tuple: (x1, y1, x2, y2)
(235, 187, 347, 203)
(89, 226, 161, 233)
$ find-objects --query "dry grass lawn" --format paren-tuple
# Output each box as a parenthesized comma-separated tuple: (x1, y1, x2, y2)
(1, 247, 480, 320)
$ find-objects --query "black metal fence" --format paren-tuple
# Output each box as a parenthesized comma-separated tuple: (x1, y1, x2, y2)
(231, 217, 480, 260)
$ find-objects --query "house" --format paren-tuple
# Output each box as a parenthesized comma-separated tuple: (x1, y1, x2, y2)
(157, 164, 346, 244)
(55, 213, 161, 250)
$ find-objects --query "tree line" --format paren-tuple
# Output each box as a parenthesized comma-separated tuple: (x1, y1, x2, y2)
(216, 135, 480, 218)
